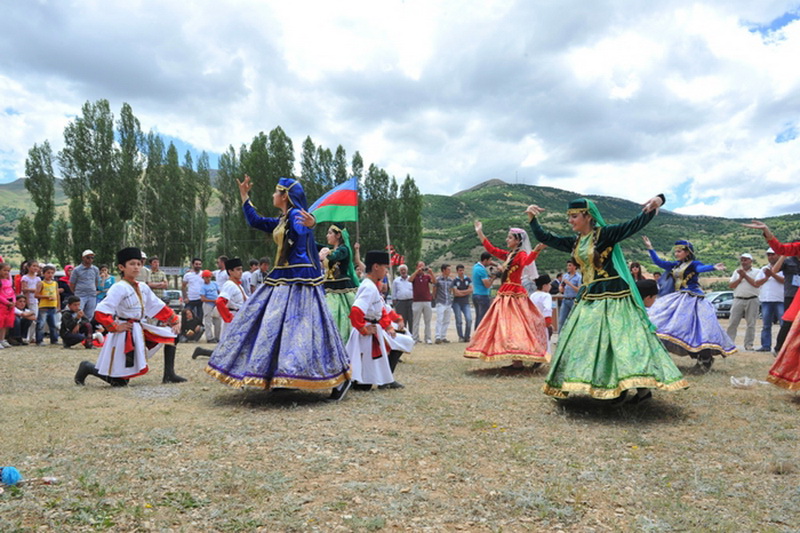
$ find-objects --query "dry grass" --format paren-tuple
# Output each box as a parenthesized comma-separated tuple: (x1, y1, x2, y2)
(1, 319, 799, 532)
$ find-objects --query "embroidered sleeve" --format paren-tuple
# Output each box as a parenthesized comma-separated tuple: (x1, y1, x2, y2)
(767, 237, 800, 257)
(153, 305, 179, 326)
(529, 217, 576, 253)
(243, 198, 280, 233)
(521, 250, 539, 266)
(95, 311, 117, 332)
(378, 306, 393, 329)
(349, 306, 369, 335)
(482, 238, 508, 260)
(216, 297, 234, 323)
(648, 249, 677, 271)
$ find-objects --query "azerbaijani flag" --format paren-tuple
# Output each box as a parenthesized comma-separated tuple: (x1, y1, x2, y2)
(308, 177, 359, 223)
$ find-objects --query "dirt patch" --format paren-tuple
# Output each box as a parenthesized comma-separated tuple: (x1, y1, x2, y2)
(1, 320, 798, 531)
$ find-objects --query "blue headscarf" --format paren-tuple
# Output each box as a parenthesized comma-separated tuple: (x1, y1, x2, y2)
(276, 177, 308, 211)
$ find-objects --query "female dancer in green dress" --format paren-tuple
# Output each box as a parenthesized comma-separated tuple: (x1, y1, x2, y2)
(319, 224, 360, 343)
(527, 195, 688, 402)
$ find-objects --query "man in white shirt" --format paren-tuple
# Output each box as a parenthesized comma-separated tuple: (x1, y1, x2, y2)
(182, 257, 205, 321)
(213, 255, 229, 287)
(241, 259, 258, 296)
(391, 264, 413, 334)
(754, 248, 785, 352)
(727, 252, 760, 351)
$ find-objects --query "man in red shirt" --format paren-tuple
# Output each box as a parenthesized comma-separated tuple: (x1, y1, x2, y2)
(409, 261, 434, 344)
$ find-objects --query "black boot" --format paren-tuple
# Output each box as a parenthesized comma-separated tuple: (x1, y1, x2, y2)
(191, 346, 213, 359)
(162, 344, 187, 383)
(75, 360, 129, 387)
(388, 350, 403, 373)
(74, 360, 95, 385)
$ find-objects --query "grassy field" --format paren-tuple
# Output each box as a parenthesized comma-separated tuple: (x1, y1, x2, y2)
(1, 318, 798, 532)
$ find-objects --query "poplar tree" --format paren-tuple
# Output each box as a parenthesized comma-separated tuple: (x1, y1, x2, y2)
(23, 140, 56, 259)
(216, 145, 243, 258)
(194, 152, 212, 260)
(59, 104, 94, 264)
(333, 145, 348, 185)
(116, 103, 143, 245)
(51, 214, 73, 268)
(398, 174, 423, 263)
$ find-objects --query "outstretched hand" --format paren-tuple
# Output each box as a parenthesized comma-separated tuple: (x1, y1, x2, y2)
(641, 235, 653, 249)
(474, 220, 482, 233)
(742, 220, 775, 241)
(714, 263, 726, 271)
(533, 243, 547, 254)
(641, 195, 663, 214)
(237, 175, 253, 202)
(296, 209, 316, 228)
(526, 205, 545, 221)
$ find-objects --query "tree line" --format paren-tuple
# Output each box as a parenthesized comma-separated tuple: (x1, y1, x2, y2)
(18, 99, 423, 268)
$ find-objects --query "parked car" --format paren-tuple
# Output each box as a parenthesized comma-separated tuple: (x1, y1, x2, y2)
(164, 289, 183, 312)
(706, 290, 734, 319)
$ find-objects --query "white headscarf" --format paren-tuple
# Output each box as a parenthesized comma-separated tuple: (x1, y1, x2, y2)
(509, 227, 539, 284)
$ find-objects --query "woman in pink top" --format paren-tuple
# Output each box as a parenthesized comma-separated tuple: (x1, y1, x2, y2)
(0, 262, 16, 348)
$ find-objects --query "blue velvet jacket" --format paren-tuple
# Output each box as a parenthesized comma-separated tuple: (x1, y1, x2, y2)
(647, 249, 715, 296)
(243, 199, 323, 285)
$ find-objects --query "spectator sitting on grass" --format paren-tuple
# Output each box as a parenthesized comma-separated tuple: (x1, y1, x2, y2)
(60, 295, 94, 349)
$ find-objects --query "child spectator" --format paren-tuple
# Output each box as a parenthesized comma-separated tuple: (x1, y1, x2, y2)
(97, 264, 115, 302)
(0, 263, 15, 348)
(11, 295, 36, 345)
(200, 270, 221, 342)
(20, 261, 40, 342)
(60, 295, 94, 349)
(57, 264, 74, 310)
(35, 264, 60, 345)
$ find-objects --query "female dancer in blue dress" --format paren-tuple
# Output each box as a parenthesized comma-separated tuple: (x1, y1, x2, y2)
(641, 236, 736, 372)
(205, 175, 351, 400)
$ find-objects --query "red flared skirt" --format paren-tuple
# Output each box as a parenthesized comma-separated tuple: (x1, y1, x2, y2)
(464, 291, 549, 363)
(768, 318, 800, 390)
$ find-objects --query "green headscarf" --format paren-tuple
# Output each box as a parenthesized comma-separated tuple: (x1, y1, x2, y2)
(584, 198, 656, 333)
(339, 227, 360, 287)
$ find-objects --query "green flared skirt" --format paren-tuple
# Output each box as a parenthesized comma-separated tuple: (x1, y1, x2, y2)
(544, 295, 689, 399)
(326, 290, 357, 345)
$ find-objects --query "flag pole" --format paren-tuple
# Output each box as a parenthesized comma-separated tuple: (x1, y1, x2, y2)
(384, 211, 393, 286)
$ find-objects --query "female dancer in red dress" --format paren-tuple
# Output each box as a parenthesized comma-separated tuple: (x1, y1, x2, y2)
(464, 221, 549, 369)
(745, 220, 800, 389)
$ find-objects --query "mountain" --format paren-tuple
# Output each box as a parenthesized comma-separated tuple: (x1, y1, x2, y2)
(1, 177, 797, 278)
(419, 180, 799, 276)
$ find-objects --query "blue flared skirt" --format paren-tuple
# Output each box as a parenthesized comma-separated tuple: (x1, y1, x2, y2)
(648, 291, 737, 359)
(205, 282, 351, 390)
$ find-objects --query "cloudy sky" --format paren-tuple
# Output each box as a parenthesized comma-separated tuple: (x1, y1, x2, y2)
(1, 0, 799, 217)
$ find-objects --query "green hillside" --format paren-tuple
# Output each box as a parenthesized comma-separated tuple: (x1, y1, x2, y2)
(1, 177, 798, 276)
(419, 180, 799, 276)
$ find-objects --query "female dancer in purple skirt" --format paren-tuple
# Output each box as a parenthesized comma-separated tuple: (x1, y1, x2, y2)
(205, 175, 351, 400)
(642, 236, 736, 372)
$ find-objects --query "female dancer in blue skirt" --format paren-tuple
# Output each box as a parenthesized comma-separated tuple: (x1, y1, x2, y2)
(205, 175, 351, 400)
(641, 236, 736, 372)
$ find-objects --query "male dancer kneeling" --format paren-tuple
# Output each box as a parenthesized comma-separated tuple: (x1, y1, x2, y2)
(344, 250, 413, 392)
(74, 247, 185, 386)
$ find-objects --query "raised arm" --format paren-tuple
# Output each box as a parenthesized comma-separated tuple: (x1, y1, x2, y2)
(526, 207, 576, 253)
(647, 249, 676, 271)
(242, 199, 280, 233)
(475, 220, 508, 260)
(600, 195, 664, 245)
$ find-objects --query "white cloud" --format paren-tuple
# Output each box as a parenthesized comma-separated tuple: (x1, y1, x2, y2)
(1, 0, 799, 219)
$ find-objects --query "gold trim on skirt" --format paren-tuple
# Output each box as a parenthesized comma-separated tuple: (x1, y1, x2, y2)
(205, 365, 350, 391)
(543, 377, 690, 400)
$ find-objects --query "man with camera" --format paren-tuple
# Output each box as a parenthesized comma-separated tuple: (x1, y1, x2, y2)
(472, 252, 498, 329)
(410, 261, 434, 344)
